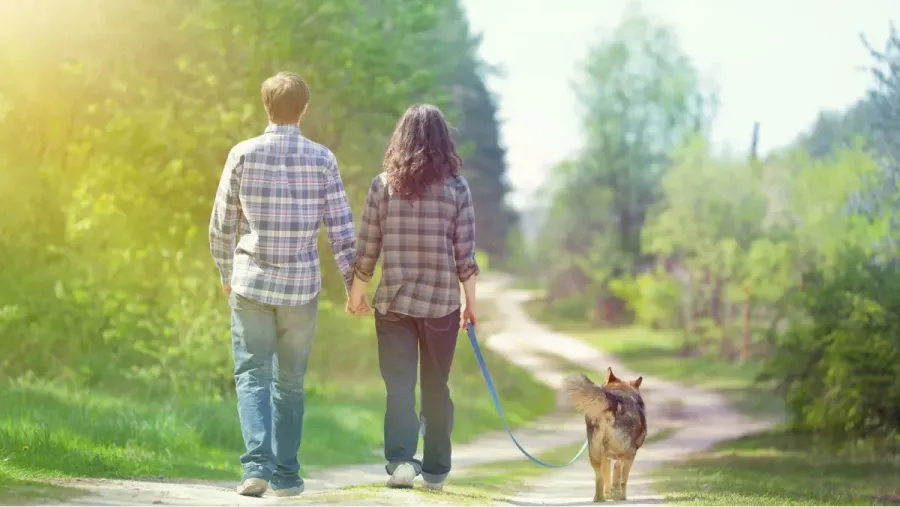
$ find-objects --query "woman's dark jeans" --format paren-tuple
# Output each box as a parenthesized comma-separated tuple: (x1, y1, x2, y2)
(374, 308, 459, 484)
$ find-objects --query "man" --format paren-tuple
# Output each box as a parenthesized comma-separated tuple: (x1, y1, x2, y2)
(209, 71, 356, 498)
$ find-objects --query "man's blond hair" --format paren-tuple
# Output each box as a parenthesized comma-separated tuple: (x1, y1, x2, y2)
(261, 72, 310, 124)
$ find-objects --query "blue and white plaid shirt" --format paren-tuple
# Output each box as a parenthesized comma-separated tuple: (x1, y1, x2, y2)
(209, 124, 356, 306)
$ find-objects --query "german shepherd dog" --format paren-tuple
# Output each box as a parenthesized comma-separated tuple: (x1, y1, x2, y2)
(565, 367, 646, 502)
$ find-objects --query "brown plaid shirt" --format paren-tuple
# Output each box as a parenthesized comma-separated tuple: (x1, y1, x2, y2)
(353, 172, 480, 318)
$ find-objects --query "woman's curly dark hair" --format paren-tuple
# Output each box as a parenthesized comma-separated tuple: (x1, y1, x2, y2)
(383, 104, 462, 200)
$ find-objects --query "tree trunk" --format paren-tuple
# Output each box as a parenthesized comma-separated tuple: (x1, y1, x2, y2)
(717, 286, 735, 360)
(680, 275, 695, 356)
(739, 287, 752, 361)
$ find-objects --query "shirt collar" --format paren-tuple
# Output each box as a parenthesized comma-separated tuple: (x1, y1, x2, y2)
(265, 123, 301, 135)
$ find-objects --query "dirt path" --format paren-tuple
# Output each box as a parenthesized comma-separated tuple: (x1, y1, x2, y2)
(51, 274, 773, 505)
(486, 275, 774, 506)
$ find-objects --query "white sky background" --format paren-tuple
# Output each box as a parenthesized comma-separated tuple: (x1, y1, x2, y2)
(459, 0, 900, 209)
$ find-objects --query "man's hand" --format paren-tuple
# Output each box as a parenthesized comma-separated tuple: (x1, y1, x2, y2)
(223, 285, 232, 296)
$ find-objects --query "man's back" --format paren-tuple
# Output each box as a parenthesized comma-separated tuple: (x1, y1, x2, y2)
(209, 124, 355, 306)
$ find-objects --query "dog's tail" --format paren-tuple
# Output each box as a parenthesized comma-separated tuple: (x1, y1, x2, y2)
(564, 373, 622, 415)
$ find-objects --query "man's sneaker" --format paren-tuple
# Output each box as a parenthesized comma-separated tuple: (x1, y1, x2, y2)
(422, 480, 444, 492)
(386, 463, 416, 489)
(272, 484, 304, 497)
(236, 478, 268, 497)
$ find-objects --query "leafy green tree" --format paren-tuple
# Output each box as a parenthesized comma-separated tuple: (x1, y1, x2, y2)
(0, 0, 506, 394)
(536, 7, 715, 321)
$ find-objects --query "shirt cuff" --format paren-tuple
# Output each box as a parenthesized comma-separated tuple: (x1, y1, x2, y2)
(353, 261, 375, 283)
(458, 262, 480, 282)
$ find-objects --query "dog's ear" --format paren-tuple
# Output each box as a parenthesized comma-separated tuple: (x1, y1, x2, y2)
(629, 376, 643, 389)
(605, 367, 620, 384)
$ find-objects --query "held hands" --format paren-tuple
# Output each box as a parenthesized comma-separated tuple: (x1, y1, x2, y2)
(346, 277, 371, 316)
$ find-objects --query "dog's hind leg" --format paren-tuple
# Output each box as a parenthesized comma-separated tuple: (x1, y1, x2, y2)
(601, 453, 612, 500)
(611, 459, 624, 500)
(589, 450, 609, 502)
(586, 418, 609, 502)
(613, 456, 634, 501)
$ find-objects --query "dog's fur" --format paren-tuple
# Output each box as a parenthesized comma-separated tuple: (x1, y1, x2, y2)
(564, 367, 646, 502)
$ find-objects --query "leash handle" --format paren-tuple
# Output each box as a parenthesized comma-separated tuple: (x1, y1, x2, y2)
(466, 322, 588, 468)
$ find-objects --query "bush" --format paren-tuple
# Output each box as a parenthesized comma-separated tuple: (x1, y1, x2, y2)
(609, 271, 682, 329)
(763, 248, 900, 443)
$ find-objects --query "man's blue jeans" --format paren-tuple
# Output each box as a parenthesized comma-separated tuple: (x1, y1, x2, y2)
(229, 291, 318, 489)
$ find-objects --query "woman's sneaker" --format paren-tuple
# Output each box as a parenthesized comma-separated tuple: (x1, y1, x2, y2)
(386, 463, 416, 488)
(236, 478, 268, 497)
(422, 480, 444, 492)
(272, 485, 304, 497)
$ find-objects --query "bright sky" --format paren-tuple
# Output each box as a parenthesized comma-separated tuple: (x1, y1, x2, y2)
(460, 0, 899, 209)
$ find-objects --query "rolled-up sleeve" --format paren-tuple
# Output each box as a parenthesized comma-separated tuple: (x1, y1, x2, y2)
(353, 175, 384, 282)
(453, 177, 480, 282)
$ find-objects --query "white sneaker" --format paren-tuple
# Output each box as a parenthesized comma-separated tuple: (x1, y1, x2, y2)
(386, 463, 416, 488)
(272, 483, 304, 497)
(236, 478, 268, 497)
(422, 480, 444, 491)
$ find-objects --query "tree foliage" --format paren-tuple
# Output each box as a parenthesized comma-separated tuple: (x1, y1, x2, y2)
(0, 0, 512, 394)
(534, 7, 715, 321)
(528, 13, 900, 442)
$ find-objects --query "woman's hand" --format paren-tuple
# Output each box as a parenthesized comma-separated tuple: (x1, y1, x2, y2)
(347, 277, 372, 316)
(461, 300, 476, 330)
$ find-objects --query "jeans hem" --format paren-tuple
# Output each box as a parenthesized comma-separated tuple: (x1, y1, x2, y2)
(241, 467, 273, 482)
(270, 476, 304, 490)
(422, 471, 448, 484)
(385, 460, 422, 476)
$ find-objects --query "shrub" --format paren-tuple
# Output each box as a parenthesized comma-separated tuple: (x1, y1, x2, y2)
(763, 248, 900, 443)
(609, 271, 682, 329)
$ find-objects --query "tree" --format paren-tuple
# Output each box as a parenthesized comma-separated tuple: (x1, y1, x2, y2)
(0, 0, 497, 393)
(536, 6, 715, 321)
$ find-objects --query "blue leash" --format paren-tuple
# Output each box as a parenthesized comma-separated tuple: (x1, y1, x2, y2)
(464, 321, 588, 468)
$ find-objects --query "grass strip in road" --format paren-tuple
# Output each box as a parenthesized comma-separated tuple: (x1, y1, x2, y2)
(556, 324, 783, 419)
(0, 473, 82, 505)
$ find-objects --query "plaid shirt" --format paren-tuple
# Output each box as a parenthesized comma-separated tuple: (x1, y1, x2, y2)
(353, 173, 480, 318)
(209, 124, 356, 306)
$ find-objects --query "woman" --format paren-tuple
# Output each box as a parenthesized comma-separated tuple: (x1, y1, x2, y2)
(347, 104, 479, 490)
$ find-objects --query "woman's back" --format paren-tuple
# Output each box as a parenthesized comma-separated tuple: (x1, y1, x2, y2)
(345, 103, 480, 491)
(352, 104, 479, 318)
(357, 172, 476, 318)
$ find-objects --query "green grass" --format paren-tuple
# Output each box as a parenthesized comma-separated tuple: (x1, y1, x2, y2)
(652, 430, 900, 505)
(522, 299, 594, 333)
(510, 277, 545, 293)
(0, 304, 553, 501)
